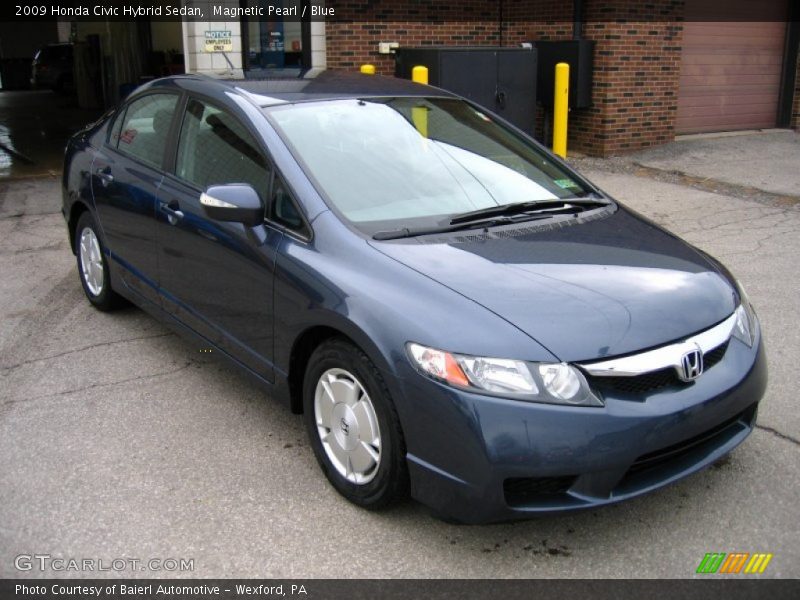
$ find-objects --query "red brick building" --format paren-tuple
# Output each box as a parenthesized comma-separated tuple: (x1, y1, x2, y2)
(325, 0, 800, 156)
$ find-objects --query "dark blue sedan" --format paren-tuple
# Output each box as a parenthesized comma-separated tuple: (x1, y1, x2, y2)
(62, 72, 766, 523)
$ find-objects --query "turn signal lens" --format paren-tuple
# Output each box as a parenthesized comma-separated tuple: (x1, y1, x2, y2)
(407, 343, 469, 387)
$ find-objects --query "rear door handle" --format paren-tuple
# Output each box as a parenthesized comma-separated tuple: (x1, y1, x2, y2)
(96, 167, 114, 186)
(159, 200, 184, 225)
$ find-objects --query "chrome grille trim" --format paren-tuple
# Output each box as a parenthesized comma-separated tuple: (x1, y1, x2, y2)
(577, 311, 737, 378)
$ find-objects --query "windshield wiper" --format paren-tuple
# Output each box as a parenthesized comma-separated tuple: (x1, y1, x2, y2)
(372, 214, 552, 241)
(449, 193, 609, 225)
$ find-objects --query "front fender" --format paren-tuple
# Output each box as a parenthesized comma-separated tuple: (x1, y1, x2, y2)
(271, 210, 557, 423)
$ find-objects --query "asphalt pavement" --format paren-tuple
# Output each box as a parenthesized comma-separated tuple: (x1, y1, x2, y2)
(1, 133, 799, 578)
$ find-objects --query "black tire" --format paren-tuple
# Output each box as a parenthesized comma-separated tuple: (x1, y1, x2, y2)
(74, 211, 123, 311)
(303, 338, 409, 509)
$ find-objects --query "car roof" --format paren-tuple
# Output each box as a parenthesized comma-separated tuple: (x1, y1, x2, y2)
(143, 71, 457, 107)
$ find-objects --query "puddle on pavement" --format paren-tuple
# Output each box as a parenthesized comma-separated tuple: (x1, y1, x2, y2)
(0, 90, 103, 179)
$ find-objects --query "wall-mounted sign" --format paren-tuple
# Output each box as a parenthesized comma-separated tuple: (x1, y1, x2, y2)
(204, 31, 233, 53)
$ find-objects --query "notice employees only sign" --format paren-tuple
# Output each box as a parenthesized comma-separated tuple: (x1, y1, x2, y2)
(204, 30, 232, 53)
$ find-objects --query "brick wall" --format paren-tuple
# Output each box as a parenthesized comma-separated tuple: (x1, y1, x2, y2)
(325, 1, 799, 156)
(326, 1, 504, 74)
(507, 0, 684, 156)
(326, 0, 685, 156)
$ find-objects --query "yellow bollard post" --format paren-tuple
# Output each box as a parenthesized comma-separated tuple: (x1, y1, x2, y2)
(410, 66, 430, 138)
(412, 105, 428, 138)
(360, 64, 376, 75)
(411, 65, 429, 85)
(552, 62, 570, 158)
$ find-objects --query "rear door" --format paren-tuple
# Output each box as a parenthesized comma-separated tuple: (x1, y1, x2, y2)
(156, 96, 281, 379)
(92, 92, 180, 307)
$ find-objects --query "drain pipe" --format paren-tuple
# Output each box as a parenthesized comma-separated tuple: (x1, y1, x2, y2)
(498, 0, 504, 46)
(573, 0, 584, 40)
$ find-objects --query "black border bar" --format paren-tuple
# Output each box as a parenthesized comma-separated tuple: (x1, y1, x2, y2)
(4, 0, 799, 22)
(2, 579, 800, 600)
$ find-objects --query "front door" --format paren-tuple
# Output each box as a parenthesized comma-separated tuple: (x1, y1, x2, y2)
(156, 97, 280, 379)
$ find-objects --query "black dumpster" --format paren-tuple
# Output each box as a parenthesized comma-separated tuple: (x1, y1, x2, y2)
(395, 47, 537, 134)
(531, 40, 595, 109)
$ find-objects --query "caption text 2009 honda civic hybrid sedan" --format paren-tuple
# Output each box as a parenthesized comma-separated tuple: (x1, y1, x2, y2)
(62, 72, 766, 523)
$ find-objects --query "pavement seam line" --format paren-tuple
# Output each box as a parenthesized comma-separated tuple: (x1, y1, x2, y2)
(755, 424, 800, 448)
(568, 156, 800, 209)
(0, 332, 175, 372)
(2, 362, 194, 407)
(630, 162, 800, 206)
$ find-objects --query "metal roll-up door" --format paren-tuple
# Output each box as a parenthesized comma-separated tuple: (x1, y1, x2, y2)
(676, 0, 789, 134)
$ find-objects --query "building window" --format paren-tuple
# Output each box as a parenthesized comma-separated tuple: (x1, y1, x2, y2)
(241, 0, 311, 76)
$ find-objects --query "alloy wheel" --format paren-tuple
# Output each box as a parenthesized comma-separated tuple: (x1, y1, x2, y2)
(314, 368, 382, 484)
(78, 227, 104, 296)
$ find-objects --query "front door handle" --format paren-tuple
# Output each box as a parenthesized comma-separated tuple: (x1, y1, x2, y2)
(160, 200, 184, 226)
(96, 167, 114, 186)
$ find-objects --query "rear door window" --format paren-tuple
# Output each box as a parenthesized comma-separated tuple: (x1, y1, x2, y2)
(115, 93, 179, 170)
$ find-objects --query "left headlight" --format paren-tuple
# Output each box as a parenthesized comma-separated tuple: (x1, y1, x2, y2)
(406, 343, 603, 407)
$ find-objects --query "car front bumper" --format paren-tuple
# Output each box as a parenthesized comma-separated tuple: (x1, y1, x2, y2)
(393, 335, 767, 524)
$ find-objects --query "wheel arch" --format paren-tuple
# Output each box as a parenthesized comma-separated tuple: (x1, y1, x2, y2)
(286, 320, 395, 415)
(67, 200, 91, 255)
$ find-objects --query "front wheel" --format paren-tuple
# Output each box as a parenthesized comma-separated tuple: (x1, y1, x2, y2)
(303, 338, 409, 509)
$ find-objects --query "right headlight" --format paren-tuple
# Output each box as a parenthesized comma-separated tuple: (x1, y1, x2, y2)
(732, 302, 757, 347)
(407, 343, 603, 407)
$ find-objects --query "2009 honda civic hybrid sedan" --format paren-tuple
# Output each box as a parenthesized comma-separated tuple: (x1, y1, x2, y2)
(62, 72, 766, 523)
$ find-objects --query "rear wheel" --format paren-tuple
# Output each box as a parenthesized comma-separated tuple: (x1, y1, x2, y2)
(303, 338, 409, 509)
(75, 212, 123, 311)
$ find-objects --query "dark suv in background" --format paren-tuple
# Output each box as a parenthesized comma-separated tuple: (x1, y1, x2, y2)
(31, 43, 73, 92)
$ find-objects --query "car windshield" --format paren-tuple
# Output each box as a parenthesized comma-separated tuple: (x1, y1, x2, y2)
(267, 97, 593, 234)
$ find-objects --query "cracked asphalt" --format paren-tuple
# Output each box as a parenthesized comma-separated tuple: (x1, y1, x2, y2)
(1, 135, 799, 578)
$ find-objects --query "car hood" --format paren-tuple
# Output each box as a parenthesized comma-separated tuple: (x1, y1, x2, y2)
(369, 207, 739, 362)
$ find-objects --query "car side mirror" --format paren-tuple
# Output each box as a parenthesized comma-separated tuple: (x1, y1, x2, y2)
(200, 184, 263, 227)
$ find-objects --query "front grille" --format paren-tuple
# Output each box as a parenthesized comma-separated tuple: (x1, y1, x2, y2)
(591, 341, 730, 396)
(703, 340, 729, 369)
(595, 367, 676, 394)
(504, 475, 577, 507)
(627, 403, 756, 477)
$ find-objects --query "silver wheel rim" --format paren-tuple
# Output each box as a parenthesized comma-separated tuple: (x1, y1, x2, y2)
(78, 227, 104, 296)
(314, 368, 381, 485)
